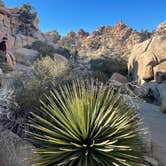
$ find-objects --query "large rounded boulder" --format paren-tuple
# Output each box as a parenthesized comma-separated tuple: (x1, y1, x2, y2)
(12, 48, 39, 66)
(128, 33, 166, 84)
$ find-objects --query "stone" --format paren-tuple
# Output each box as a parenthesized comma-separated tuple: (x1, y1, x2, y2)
(0, 68, 3, 86)
(153, 61, 166, 83)
(53, 53, 69, 64)
(145, 156, 159, 166)
(143, 81, 166, 113)
(7, 35, 15, 49)
(6, 52, 16, 71)
(157, 83, 166, 113)
(156, 21, 166, 36)
(110, 73, 128, 83)
(44, 30, 60, 42)
(133, 100, 166, 165)
(12, 48, 39, 66)
(76, 29, 89, 38)
(0, 127, 36, 166)
(128, 36, 166, 84)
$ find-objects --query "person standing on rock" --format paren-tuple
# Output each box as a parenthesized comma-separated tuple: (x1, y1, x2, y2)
(0, 37, 16, 71)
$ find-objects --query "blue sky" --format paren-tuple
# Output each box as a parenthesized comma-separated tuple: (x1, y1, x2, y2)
(4, 0, 166, 35)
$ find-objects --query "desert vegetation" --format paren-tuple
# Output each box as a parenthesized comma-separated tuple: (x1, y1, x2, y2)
(18, 3, 37, 35)
(27, 79, 146, 165)
(91, 55, 128, 80)
(0, 1, 165, 165)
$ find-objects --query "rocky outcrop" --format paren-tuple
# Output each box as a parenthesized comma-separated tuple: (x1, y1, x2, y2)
(0, 3, 45, 49)
(79, 21, 150, 58)
(153, 61, 166, 83)
(56, 21, 151, 59)
(128, 27, 166, 84)
(136, 101, 166, 165)
(0, 68, 3, 86)
(12, 48, 39, 66)
(156, 21, 166, 36)
(0, 127, 36, 166)
(44, 30, 60, 42)
(76, 29, 89, 38)
(144, 81, 166, 113)
(110, 73, 128, 83)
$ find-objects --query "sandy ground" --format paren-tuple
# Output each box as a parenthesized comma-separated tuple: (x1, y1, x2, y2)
(138, 102, 166, 165)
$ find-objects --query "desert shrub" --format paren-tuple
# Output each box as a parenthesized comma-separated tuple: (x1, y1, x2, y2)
(25, 41, 56, 58)
(90, 55, 127, 80)
(18, 3, 37, 35)
(27, 79, 146, 165)
(13, 56, 70, 113)
(54, 47, 71, 59)
(26, 41, 72, 59)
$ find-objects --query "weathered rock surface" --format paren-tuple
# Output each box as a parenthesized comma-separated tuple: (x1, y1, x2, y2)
(128, 34, 166, 84)
(12, 48, 38, 66)
(0, 127, 35, 166)
(0, 68, 3, 86)
(137, 101, 166, 165)
(153, 61, 166, 83)
(110, 73, 128, 83)
(143, 81, 166, 113)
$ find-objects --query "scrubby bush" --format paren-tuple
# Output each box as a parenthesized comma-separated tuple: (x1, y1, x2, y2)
(25, 41, 56, 58)
(90, 55, 127, 80)
(18, 3, 37, 35)
(28, 79, 146, 165)
(13, 56, 70, 113)
(54, 46, 71, 59)
(26, 41, 72, 59)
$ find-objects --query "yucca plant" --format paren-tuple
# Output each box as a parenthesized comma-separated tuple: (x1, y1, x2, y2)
(27, 79, 146, 166)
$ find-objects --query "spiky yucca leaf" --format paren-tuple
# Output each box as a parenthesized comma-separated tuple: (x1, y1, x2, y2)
(28, 80, 146, 166)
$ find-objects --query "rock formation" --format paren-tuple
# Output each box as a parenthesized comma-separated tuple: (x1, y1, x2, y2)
(128, 21, 166, 84)
(0, 2, 166, 165)
(0, 2, 45, 49)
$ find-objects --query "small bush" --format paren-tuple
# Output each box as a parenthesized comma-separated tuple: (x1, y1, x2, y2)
(18, 3, 37, 35)
(54, 47, 71, 59)
(25, 41, 56, 58)
(27, 79, 146, 165)
(26, 41, 72, 59)
(13, 56, 70, 113)
(90, 55, 127, 80)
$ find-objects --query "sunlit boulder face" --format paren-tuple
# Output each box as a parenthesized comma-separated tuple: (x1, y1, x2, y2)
(128, 21, 166, 84)
(0, 127, 36, 166)
(156, 21, 166, 36)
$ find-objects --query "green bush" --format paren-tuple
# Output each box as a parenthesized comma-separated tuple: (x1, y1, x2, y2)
(54, 47, 71, 59)
(90, 55, 127, 80)
(26, 41, 72, 59)
(25, 41, 56, 58)
(28, 79, 146, 165)
(18, 3, 37, 35)
(13, 56, 70, 112)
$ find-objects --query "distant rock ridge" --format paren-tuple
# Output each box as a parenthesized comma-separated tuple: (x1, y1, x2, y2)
(1, 1, 165, 62)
